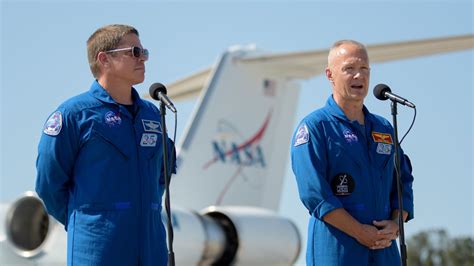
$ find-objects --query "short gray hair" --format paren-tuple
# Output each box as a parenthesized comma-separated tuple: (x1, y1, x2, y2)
(327, 40, 368, 67)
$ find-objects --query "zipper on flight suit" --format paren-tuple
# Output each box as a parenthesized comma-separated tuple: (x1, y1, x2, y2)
(365, 120, 385, 223)
(357, 119, 380, 223)
(124, 104, 142, 264)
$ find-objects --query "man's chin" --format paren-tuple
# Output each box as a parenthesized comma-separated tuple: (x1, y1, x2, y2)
(349, 95, 366, 101)
(350, 91, 368, 100)
(132, 76, 145, 85)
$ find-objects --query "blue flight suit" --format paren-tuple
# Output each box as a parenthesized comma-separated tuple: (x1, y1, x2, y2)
(291, 95, 414, 266)
(36, 81, 175, 266)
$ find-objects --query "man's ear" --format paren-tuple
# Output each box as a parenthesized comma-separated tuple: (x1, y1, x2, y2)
(97, 51, 109, 67)
(325, 67, 333, 83)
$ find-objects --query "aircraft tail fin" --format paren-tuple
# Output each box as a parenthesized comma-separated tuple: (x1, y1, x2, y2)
(170, 46, 300, 211)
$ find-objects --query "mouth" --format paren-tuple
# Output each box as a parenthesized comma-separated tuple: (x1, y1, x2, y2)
(351, 85, 364, 89)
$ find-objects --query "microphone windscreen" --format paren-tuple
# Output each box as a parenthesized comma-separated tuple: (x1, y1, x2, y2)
(373, 84, 391, 100)
(149, 83, 167, 100)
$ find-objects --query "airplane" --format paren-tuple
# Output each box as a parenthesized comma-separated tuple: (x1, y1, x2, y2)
(0, 34, 472, 266)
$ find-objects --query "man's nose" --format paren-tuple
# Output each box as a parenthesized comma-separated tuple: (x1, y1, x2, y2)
(353, 70, 366, 78)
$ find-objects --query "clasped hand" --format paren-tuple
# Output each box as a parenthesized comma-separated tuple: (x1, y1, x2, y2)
(357, 220, 399, 250)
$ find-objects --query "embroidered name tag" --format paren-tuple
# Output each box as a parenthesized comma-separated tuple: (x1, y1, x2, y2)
(140, 133, 158, 147)
(376, 143, 392, 155)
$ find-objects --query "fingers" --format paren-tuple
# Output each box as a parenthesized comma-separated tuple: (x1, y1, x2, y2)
(393, 230, 399, 240)
(378, 228, 397, 237)
(378, 230, 398, 240)
(373, 220, 399, 237)
(372, 220, 387, 227)
(370, 239, 393, 249)
(373, 220, 391, 233)
(359, 223, 397, 249)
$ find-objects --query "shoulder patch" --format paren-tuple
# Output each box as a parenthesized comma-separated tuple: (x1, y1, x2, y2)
(294, 124, 309, 146)
(43, 111, 63, 136)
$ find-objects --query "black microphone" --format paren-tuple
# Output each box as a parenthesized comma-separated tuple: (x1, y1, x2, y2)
(373, 84, 416, 108)
(149, 83, 177, 113)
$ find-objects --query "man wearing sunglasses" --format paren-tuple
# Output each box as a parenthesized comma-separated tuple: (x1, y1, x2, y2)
(36, 24, 174, 266)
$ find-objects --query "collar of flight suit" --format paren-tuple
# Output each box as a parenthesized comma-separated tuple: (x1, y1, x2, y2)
(325, 94, 374, 125)
(89, 80, 146, 108)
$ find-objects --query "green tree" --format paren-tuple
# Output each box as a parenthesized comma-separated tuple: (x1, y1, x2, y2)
(407, 229, 474, 266)
(447, 236, 474, 266)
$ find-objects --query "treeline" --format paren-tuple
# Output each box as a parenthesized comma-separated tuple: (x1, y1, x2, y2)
(407, 229, 473, 266)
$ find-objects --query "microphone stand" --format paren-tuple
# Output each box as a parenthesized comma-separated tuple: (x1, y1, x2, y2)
(159, 101, 175, 266)
(391, 101, 407, 266)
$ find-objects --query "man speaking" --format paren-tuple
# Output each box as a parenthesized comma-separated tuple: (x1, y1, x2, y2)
(291, 40, 414, 265)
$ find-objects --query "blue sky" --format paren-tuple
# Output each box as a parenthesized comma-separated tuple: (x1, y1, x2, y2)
(1, 0, 472, 263)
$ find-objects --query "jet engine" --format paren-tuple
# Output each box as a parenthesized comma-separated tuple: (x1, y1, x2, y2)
(199, 206, 301, 265)
(169, 205, 301, 265)
(2, 193, 300, 265)
(3, 191, 66, 261)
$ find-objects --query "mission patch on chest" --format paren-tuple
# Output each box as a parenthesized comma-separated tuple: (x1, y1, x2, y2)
(331, 173, 355, 196)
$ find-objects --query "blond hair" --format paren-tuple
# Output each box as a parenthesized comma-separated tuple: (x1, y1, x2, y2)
(87, 24, 139, 78)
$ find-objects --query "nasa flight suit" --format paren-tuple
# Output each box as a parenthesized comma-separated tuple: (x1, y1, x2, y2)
(36, 81, 175, 266)
(291, 95, 414, 266)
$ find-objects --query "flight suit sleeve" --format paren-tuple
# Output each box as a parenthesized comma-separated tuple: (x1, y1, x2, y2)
(35, 108, 79, 226)
(291, 121, 343, 219)
(390, 150, 414, 221)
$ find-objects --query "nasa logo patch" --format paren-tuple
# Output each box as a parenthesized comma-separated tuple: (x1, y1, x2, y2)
(104, 111, 122, 127)
(343, 129, 358, 144)
(331, 173, 355, 196)
(43, 111, 63, 136)
(294, 124, 309, 146)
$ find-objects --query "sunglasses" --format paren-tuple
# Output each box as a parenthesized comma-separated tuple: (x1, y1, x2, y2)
(105, 46, 149, 59)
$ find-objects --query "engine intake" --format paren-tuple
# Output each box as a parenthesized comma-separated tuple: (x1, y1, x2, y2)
(201, 206, 301, 265)
(5, 192, 52, 258)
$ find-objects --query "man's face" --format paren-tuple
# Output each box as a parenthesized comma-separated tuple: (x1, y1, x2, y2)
(106, 33, 147, 86)
(326, 43, 370, 105)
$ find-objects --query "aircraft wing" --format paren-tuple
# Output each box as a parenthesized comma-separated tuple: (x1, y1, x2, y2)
(165, 68, 213, 101)
(165, 34, 473, 100)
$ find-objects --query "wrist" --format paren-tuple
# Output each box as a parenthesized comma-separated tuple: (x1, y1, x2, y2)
(351, 222, 365, 240)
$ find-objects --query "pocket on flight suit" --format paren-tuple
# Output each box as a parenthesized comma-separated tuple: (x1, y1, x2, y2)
(90, 129, 129, 160)
(70, 204, 135, 265)
(79, 130, 133, 199)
